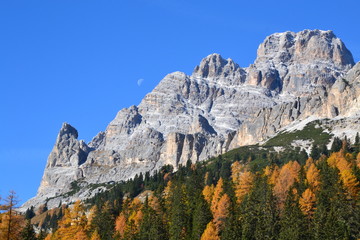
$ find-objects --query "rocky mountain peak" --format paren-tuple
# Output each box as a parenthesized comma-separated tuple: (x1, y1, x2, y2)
(46, 123, 91, 169)
(59, 122, 78, 139)
(248, 29, 354, 93)
(22, 29, 360, 211)
(256, 29, 354, 66)
(193, 53, 243, 80)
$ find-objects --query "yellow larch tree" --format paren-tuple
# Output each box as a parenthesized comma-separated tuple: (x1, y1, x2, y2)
(273, 161, 301, 209)
(90, 229, 101, 240)
(304, 157, 314, 170)
(211, 178, 224, 215)
(231, 161, 254, 203)
(340, 169, 359, 199)
(44, 233, 54, 240)
(327, 152, 360, 199)
(200, 221, 220, 240)
(213, 193, 230, 232)
(299, 188, 316, 218)
(264, 165, 272, 177)
(55, 200, 89, 240)
(115, 197, 144, 239)
(234, 171, 254, 204)
(204, 172, 210, 185)
(0, 191, 25, 240)
(231, 161, 244, 182)
(306, 163, 320, 191)
(148, 195, 162, 214)
(202, 184, 215, 204)
(268, 165, 280, 185)
(74, 229, 88, 240)
(115, 212, 127, 238)
(163, 180, 173, 208)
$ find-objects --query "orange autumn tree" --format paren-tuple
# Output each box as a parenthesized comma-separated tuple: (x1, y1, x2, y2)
(306, 162, 321, 191)
(0, 191, 25, 240)
(299, 188, 316, 218)
(115, 198, 143, 239)
(55, 200, 89, 240)
(163, 180, 173, 207)
(200, 221, 220, 240)
(301, 161, 320, 217)
(273, 161, 301, 209)
(208, 178, 231, 232)
(264, 165, 280, 186)
(213, 193, 230, 232)
(328, 151, 360, 199)
(231, 161, 254, 203)
(202, 184, 215, 204)
(115, 212, 127, 238)
(210, 178, 224, 215)
(90, 230, 101, 240)
(148, 195, 162, 214)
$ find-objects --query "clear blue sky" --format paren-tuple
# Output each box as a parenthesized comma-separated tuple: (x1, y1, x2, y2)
(1, 0, 359, 205)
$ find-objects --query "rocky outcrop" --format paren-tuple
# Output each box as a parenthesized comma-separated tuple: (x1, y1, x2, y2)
(193, 53, 246, 85)
(325, 62, 360, 116)
(46, 123, 91, 168)
(248, 30, 354, 93)
(22, 123, 92, 210)
(22, 29, 359, 210)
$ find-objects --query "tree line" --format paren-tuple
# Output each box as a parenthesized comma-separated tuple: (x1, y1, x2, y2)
(2, 135, 360, 239)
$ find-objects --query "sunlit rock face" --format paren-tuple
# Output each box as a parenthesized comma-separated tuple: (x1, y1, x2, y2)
(22, 29, 359, 210)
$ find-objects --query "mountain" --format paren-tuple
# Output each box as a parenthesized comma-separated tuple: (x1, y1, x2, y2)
(22, 29, 360, 210)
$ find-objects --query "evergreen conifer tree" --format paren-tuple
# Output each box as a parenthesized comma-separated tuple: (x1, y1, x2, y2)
(278, 191, 309, 240)
(192, 194, 212, 239)
(20, 220, 37, 240)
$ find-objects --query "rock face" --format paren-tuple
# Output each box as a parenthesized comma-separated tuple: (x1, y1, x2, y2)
(22, 29, 359, 210)
(248, 30, 354, 93)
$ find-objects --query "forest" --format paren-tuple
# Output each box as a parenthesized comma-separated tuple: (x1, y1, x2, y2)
(1, 135, 360, 240)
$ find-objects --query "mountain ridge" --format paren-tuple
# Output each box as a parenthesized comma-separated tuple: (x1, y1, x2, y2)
(21, 29, 359, 211)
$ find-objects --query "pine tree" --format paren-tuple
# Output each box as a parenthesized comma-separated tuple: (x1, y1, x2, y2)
(91, 201, 115, 240)
(331, 137, 342, 153)
(37, 229, 46, 240)
(314, 160, 360, 240)
(138, 198, 167, 240)
(355, 132, 360, 154)
(20, 220, 37, 240)
(219, 161, 231, 179)
(191, 194, 212, 240)
(167, 184, 191, 240)
(310, 145, 321, 160)
(241, 176, 279, 240)
(279, 191, 309, 240)
(220, 206, 242, 240)
(24, 207, 35, 220)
